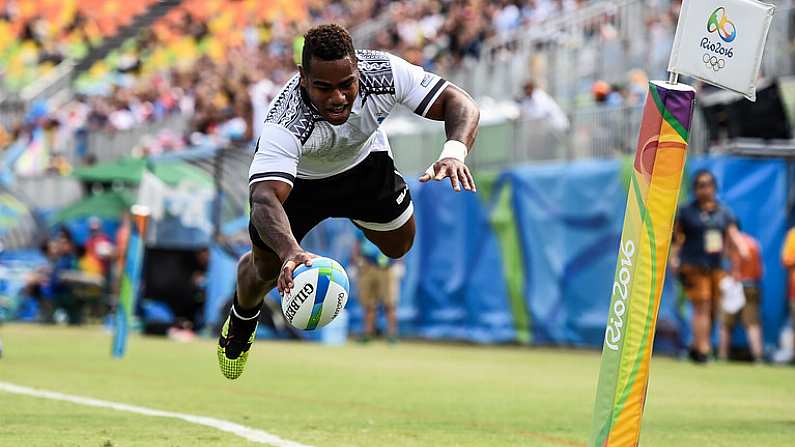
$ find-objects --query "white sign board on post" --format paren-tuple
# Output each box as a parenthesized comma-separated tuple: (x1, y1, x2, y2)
(668, 0, 775, 101)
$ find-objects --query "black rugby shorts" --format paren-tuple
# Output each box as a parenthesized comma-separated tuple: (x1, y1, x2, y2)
(249, 151, 413, 252)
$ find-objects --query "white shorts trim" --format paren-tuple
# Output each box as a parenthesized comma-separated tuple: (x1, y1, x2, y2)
(249, 176, 294, 188)
(353, 202, 414, 232)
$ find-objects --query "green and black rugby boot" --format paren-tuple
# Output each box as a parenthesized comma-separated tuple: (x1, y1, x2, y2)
(217, 308, 259, 380)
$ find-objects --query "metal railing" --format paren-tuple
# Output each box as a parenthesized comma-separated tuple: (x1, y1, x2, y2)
(0, 98, 25, 130)
(0, 60, 76, 132)
(444, 0, 658, 103)
(19, 61, 75, 106)
(389, 104, 711, 175)
(9, 174, 83, 211)
(444, 0, 795, 104)
(350, 13, 391, 48)
(86, 113, 191, 163)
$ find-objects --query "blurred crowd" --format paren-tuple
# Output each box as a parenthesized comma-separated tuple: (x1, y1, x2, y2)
(371, 0, 592, 71)
(0, 0, 159, 92)
(18, 216, 209, 334)
(22, 218, 116, 325)
(0, 0, 612, 177)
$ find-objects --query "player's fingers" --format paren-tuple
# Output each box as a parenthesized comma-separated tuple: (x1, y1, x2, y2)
(282, 260, 296, 290)
(277, 274, 285, 294)
(449, 171, 461, 192)
(420, 164, 435, 182)
(465, 167, 477, 192)
(282, 259, 295, 274)
(459, 167, 472, 191)
(433, 164, 447, 180)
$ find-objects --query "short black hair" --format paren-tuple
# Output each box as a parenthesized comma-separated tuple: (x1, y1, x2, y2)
(301, 24, 357, 72)
(692, 169, 717, 190)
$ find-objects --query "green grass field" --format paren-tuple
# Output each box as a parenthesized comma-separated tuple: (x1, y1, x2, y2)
(0, 324, 793, 447)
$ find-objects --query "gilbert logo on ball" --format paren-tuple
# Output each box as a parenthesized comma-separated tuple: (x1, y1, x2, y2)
(282, 257, 350, 330)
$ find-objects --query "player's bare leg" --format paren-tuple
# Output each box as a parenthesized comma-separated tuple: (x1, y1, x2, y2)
(217, 246, 280, 380)
(359, 216, 415, 259)
(238, 245, 281, 308)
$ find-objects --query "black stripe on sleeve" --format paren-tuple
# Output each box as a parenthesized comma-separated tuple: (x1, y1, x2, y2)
(413, 78, 447, 116)
(249, 172, 295, 183)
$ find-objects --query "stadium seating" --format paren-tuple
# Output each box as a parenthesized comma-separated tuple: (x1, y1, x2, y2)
(0, 0, 160, 93)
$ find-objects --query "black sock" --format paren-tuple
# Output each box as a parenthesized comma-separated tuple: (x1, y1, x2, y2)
(231, 293, 262, 320)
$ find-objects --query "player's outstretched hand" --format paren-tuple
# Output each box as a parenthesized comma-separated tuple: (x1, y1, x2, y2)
(278, 250, 318, 295)
(419, 157, 477, 192)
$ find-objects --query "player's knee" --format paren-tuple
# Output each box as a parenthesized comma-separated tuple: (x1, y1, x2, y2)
(381, 239, 412, 259)
(240, 251, 279, 283)
(254, 259, 280, 284)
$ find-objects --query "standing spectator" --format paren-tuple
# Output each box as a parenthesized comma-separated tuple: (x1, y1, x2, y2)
(518, 80, 569, 131)
(780, 226, 795, 363)
(354, 230, 400, 344)
(592, 80, 612, 105)
(31, 228, 80, 324)
(518, 80, 569, 158)
(720, 225, 764, 362)
(671, 170, 748, 363)
(83, 217, 114, 279)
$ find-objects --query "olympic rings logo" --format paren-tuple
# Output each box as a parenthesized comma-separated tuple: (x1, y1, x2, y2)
(703, 53, 726, 72)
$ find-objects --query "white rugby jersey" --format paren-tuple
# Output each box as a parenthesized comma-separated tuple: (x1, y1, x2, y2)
(248, 50, 449, 186)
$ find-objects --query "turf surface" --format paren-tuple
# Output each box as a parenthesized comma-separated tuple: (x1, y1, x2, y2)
(0, 324, 793, 446)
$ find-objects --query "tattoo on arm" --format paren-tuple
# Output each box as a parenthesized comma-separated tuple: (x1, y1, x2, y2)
(425, 85, 480, 150)
(250, 183, 300, 260)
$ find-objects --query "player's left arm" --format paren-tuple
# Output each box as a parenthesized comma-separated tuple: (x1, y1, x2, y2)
(388, 53, 479, 192)
(419, 86, 480, 192)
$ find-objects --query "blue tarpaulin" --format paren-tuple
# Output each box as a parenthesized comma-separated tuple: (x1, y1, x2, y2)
(408, 179, 515, 342)
(503, 160, 629, 346)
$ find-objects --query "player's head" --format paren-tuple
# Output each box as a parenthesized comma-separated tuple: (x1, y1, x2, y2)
(299, 24, 359, 125)
(692, 169, 717, 203)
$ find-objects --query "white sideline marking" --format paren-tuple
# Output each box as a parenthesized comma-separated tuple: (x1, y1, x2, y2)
(0, 381, 315, 447)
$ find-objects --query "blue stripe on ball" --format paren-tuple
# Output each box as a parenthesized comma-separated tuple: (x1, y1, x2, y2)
(314, 269, 331, 305)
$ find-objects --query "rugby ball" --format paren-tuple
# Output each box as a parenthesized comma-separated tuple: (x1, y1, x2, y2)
(281, 257, 350, 330)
